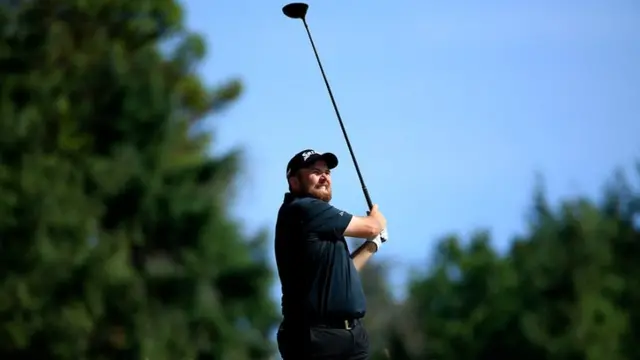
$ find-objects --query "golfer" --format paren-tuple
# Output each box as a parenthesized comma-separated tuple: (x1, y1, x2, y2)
(275, 149, 388, 360)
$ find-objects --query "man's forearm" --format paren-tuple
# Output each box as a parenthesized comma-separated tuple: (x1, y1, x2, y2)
(350, 241, 378, 271)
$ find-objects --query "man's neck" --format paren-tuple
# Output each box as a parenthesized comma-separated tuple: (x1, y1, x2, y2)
(284, 192, 305, 203)
(285, 191, 327, 203)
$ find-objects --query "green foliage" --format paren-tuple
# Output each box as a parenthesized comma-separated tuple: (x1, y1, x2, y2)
(0, 0, 276, 359)
(364, 168, 640, 360)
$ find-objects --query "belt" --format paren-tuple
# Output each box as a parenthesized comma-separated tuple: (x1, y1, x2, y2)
(281, 317, 361, 330)
(312, 318, 359, 330)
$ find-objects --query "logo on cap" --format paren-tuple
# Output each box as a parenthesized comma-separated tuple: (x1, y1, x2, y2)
(301, 150, 317, 161)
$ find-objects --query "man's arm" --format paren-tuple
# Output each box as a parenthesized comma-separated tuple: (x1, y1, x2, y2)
(350, 240, 378, 271)
(299, 198, 381, 240)
(297, 198, 385, 271)
(350, 204, 388, 270)
(344, 215, 383, 239)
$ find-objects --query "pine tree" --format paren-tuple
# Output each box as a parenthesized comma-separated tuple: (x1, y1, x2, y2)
(0, 1, 277, 359)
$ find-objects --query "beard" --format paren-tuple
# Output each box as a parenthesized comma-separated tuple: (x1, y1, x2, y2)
(298, 175, 332, 202)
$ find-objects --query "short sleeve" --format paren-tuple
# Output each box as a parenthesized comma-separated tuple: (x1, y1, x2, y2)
(295, 198, 353, 239)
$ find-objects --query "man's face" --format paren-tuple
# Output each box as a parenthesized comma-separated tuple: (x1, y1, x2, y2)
(291, 160, 332, 202)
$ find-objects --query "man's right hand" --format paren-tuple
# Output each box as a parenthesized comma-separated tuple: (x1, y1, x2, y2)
(369, 204, 387, 230)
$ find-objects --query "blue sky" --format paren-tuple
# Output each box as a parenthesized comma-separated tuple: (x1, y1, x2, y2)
(183, 0, 640, 299)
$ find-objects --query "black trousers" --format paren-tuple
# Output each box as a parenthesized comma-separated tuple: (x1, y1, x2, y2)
(277, 319, 370, 360)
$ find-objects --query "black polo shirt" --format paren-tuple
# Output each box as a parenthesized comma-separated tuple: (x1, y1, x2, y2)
(275, 193, 367, 322)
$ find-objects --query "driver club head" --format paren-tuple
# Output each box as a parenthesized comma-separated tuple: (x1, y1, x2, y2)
(282, 2, 309, 20)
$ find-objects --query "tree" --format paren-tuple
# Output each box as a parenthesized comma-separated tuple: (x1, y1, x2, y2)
(0, 1, 277, 359)
(405, 232, 531, 360)
(395, 168, 639, 360)
(510, 187, 628, 360)
(347, 237, 423, 360)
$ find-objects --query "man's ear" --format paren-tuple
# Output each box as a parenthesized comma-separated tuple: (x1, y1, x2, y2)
(288, 176, 300, 191)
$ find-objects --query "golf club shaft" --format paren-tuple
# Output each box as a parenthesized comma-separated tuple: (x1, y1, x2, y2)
(301, 19, 374, 210)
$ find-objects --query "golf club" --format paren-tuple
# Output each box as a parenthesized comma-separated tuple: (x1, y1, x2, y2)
(282, 2, 374, 211)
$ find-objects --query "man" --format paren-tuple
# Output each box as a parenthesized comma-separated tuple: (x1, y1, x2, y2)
(275, 149, 388, 360)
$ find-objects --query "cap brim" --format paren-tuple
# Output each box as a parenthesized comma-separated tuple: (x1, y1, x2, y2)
(319, 152, 339, 169)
